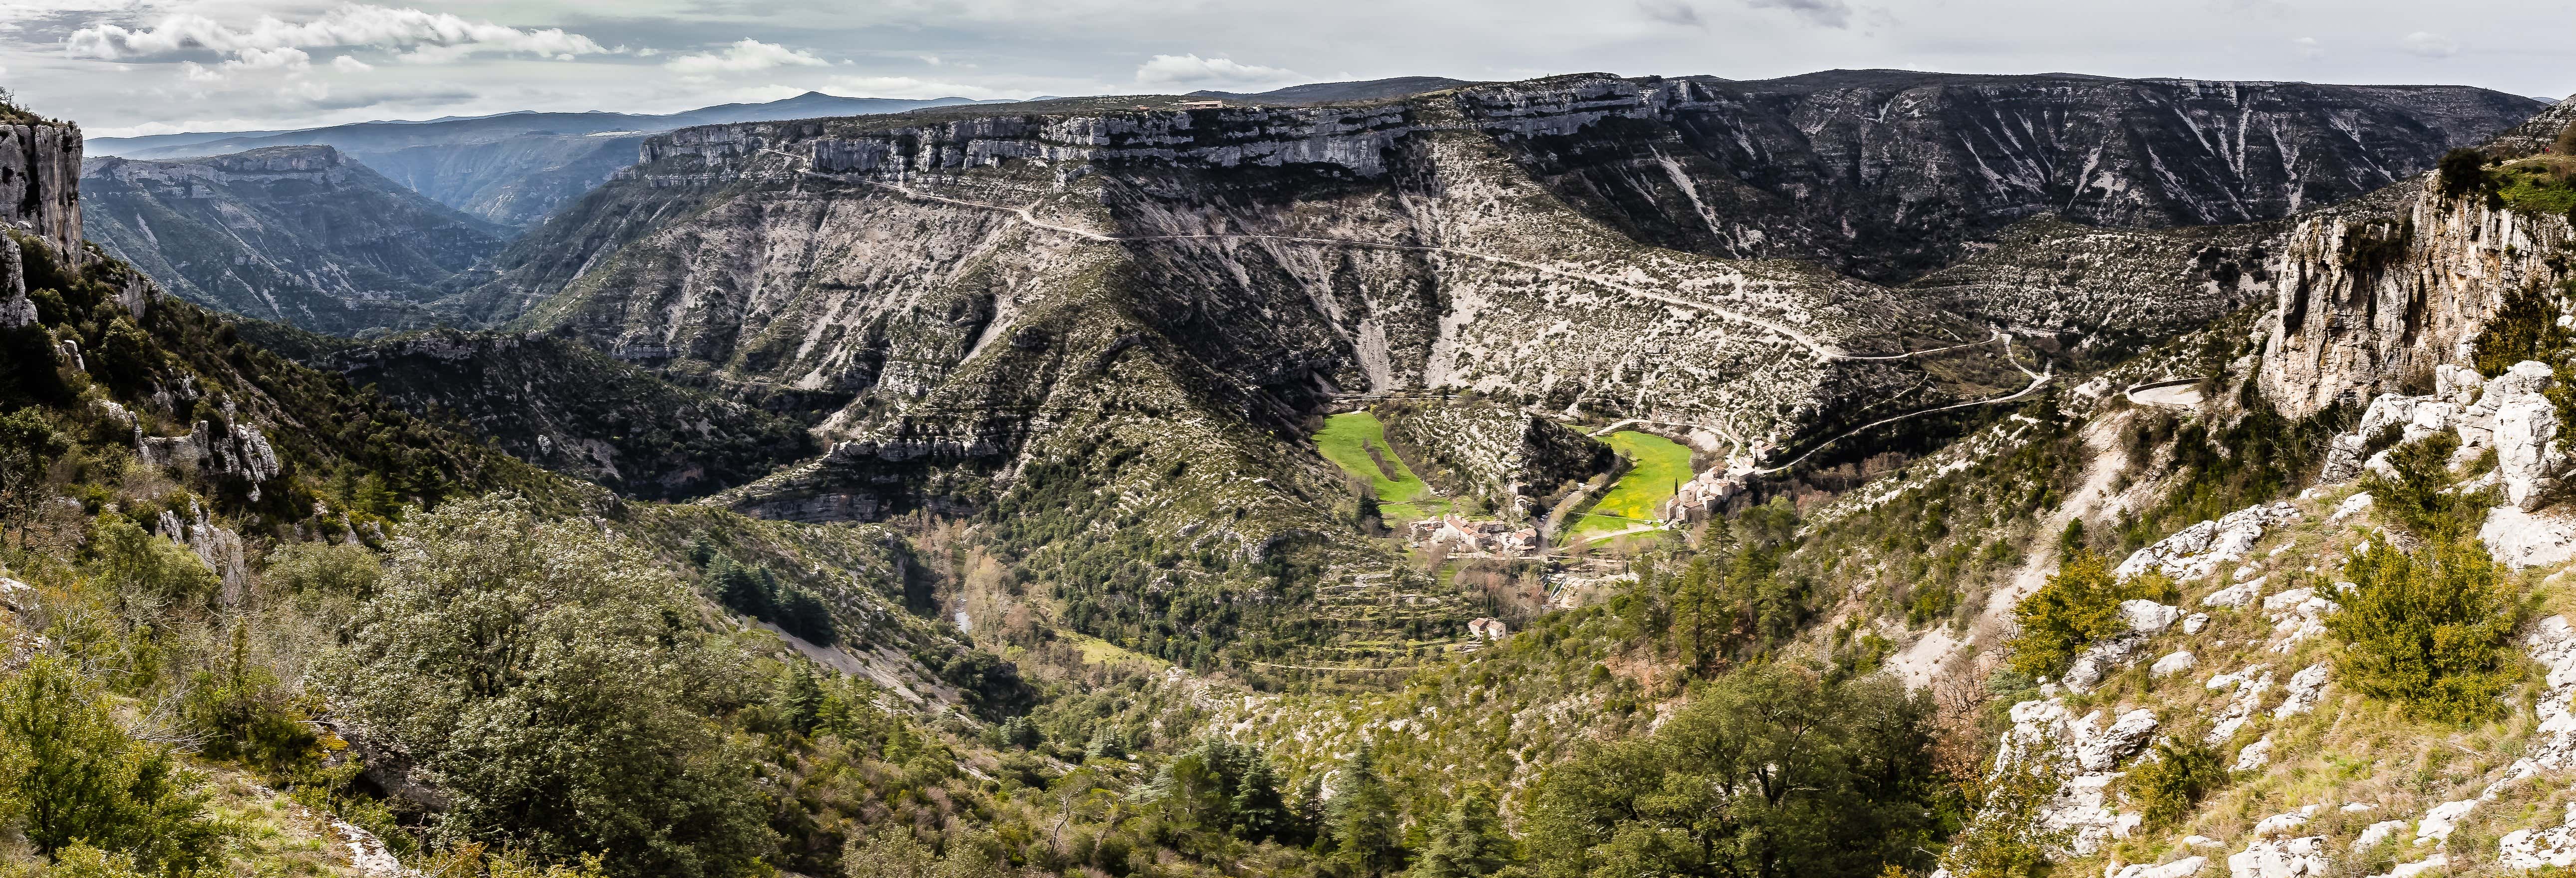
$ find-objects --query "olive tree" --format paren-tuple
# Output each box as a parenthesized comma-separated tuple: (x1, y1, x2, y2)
(323, 493, 772, 878)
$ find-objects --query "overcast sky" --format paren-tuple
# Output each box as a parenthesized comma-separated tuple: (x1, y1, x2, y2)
(7, 0, 2571, 138)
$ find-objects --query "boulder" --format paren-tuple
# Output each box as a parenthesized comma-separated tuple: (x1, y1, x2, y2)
(2152, 651, 2197, 676)
(2071, 708, 2160, 772)
(2120, 600, 2183, 635)
(2490, 361, 2568, 511)
(2228, 836, 2329, 878)
(2274, 663, 2329, 718)
(2480, 506, 2576, 569)
(2235, 736, 2274, 771)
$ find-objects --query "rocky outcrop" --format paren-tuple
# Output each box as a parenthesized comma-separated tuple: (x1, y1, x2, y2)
(2259, 100, 2576, 420)
(81, 145, 508, 336)
(2116, 502, 2302, 581)
(311, 328, 816, 500)
(0, 120, 83, 259)
(1377, 399, 1615, 516)
(2316, 361, 2570, 510)
(1995, 699, 2160, 854)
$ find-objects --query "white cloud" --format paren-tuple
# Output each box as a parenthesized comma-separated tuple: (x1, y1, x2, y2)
(1133, 53, 1299, 89)
(824, 75, 1021, 100)
(65, 4, 613, 66)
(2292, 36, 2322, 60)
(1638, 0, 1705, 27)
(332, 54, 373, 73)
(1745, 0, 1853, 28)
(665, 39, 831, 76)
(2400, 31, 2458, 58)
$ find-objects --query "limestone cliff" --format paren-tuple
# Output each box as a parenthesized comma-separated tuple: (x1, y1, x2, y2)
(81, 146, 510, 336)
(2259, 100, 2576, 418)
(0, 118, 81, 261)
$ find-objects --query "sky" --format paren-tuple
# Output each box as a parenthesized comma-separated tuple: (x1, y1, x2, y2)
(4, 0, 2571, 139)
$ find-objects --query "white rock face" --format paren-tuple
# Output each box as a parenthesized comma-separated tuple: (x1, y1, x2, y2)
(2499, 415, 2566, 509)
(2183, 613, 2212, 634)
(2205, 577, 2265, 608)
(2235, 736, 2274, 771)
(2499, 802, 2576, 869)
(2495, 617, 2576, 784)
(2481, 506, 2576, 569)
(2118, 503, 2301, 581)
(2121, 600, 2184, 635)
(1996, 698, 2155, 855)
(2206, 665, 2274, 743)
(2329, 492, 2374, 523)
(2065, 631, 2162, 692)
(2417, 798, 2479, 844)
(2274, 663, 2329, 718)
(2073, 709, 2161, 772)
(2110, 857, 2207, 878)
(2152, 651, 2198, 677)
(2355, 820, 2409, 851)
(2261, 588, 2338, 651)
(2228, 836, 2330, 878)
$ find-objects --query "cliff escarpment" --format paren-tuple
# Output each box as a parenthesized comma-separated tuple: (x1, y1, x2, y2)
(2259, 99, 2576, 417)
(81, 145, 510, 336)
(0, 118, 82, 260)
(1512, 72, 2541, 282)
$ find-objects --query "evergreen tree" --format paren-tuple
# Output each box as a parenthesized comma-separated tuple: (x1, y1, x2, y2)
(1331, 746, 1406, 878)
(1410, 787, 1512, 878)
(783, 665, 825, 737)
(1231, 754, 1289, 843)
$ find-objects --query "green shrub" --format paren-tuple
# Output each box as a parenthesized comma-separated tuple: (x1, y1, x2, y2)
(2437, 148, 2494, 200)
(2122, 736, 2229, 829)
(2005, 550, 2169, 678)
(2327, 536, 2519, 723)
(1940, 755, 2066, 878)
(0, 655, 228, 877)
(2361, 432, 2487, 542)
(1524, 664, 1947, 878)
(2473, 283, 2572, 377)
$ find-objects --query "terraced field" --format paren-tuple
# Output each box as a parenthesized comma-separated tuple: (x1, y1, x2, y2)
(1316, 411, 1446, 521)
(1566, 431, 1693, 539)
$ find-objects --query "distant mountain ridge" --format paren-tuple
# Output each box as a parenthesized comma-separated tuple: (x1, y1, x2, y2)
(88, 93, 1004, 226)
(80, 144, 508, 335)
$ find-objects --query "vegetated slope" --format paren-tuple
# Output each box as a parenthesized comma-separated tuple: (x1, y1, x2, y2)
(1505, 70, 2541, 282)
(90, 93, 996, 227)
(432, 77, 2052, 664)
(80, 145, 509, 335)
(271, 326, 818, 500)
(1904, 215, 2284, 369)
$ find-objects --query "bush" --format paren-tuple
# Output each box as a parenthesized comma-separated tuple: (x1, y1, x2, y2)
(0, 655, 228, 877)
(2005, 550, 2167, 678)
(2437, 148, 2493, 200)
(2327, 536, 2519, 723)
(2472, 283, 2573, 378)
(2361, 432, 2487, 541)
(323, 493, 775, 878)
(1524, 664, 1947, 878)
(2123, 736, 2229, 829)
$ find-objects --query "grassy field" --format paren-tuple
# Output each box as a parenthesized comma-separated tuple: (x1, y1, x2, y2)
(1565, 431, 1693, 539)
(1316, 411, 1446, 521)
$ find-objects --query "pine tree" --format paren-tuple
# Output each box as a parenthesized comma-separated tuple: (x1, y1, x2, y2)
(1231, 755, 1289, 844)
(784, 665, 825, 736)
(1331, 746, 1406, 878)
(1410, 787, 1511, 878)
